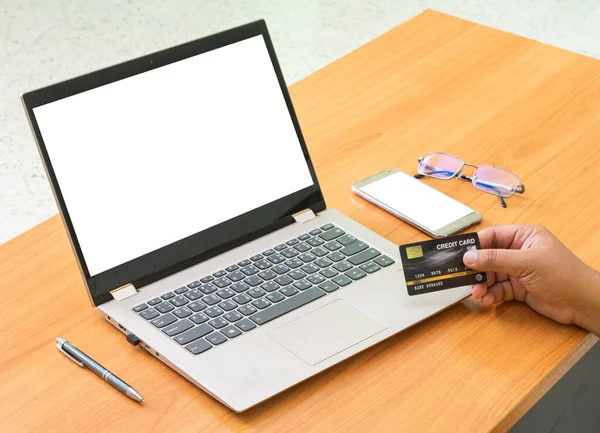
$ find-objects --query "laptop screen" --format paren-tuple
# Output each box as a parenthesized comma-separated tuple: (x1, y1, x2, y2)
(32, 34, 314, 277)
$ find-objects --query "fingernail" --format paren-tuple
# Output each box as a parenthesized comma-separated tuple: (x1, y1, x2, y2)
(463, 251, 477, 266)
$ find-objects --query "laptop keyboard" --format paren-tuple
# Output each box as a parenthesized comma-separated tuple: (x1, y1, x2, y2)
(132, 223, 395, 355)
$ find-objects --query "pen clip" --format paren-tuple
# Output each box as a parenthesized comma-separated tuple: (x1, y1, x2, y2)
(57, 341, 84, 367)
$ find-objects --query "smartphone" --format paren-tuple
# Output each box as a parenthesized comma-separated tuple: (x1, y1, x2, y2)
(352, 168, 481, 238)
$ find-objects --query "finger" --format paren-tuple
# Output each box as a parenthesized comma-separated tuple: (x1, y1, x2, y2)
(477, 225, 533, 250)
(472, 283, 487, 299)
(463, 248, 529, 276)
(495, 272, 509, 283)
(480, 280, 515, 307)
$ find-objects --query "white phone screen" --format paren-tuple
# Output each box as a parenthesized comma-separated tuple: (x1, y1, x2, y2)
(359, 171, 474, 232)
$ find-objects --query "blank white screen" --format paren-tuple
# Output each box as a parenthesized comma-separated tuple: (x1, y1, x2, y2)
(33, 35, 314, 276)
(360, 171, 473, 232)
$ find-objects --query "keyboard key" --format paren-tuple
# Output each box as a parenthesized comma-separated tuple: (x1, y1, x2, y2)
(262, 249, 276, 256)
(252, 298, 271, 309)
(185, 339, 212, 354)
(340, 241, 369, 256)
(250, 287, 326, 325)
(187, 280, 203, 288)
(307, 237, 324, 247)
(213, 270, 226, 278)
(281, 248, 299, 258)
(226, 271, 245, 282)
(155, 302, 174, 313)
(209, 317, 228, 329)
(293, 280, 312, 291)
(320, 268, 338, 278)
(190, 312, 209, 324)
(273, 264, 290, 275)
(333, 261, 353, 272)
(161, 292, 175, 300)
(309, 228, 322, 235)
(318, 281, 339, 293)
(286, 239, 299, 246)
(345, 268, 367, 280)
(312, 247, 329, 257)
(221, 325, 242, 339)
(213, 277, 231, 288)
(245, 275, 263, 287)
(275, 275, 293, 286)
(281, 286, 299, 297)
(133, 303, 148, 312)
(294, 243, 311, 253)
(216, 288, 235, 299)
(170, 295, 189, 307)
(327, 252, 345, 262)
(267, 253, 285, 264)
(321, 223, 334, 230)
(320, 228, 345, 241)
(238, 259, 252, 267)
(299, 253, 316, 262)
(188, 301, 207, 312)
(274, 244, 287, 251)
(184, 289, 202, 301)
(260, 281, 280, 292)
(250, 254, 262, 262)
(205, 306, 224, 318)
(248, 288, 266, 299)
(140, 308, 159, 320)
(148, 297, 162, 306)
(163, 319, 194, 336)
(289, 270, 307, 280)
(231, 282, 250, 293)
(236, 318, 257, 332)
(308, 274, 326, 285)
(348, 248, 381, 265)
(324, 241, 342, 251)
(337, 234, 357, 246)
(314, 258, 333, 268)
(218, 300, 237, 311)
(241, 265, 259, 276)
(226, 264, 239, 272)
(233, 293, 252, 305)
(177, 324, 212, 345)
(173, 307, 193, 318)
(258, 269, 277, 280)
(199, 283, 217, 295)
(224, 311, 243, 322)
(332, 275, 353, 287)
(175, 286, 189, 294)
(238, 305, 258, 316)
(202, 294, 221, 306)
(151, 313, 177, 328)
(360, 262, 381, 273)
(285, 258, 303, 269)
(266, 292, 285, 303)
(301, 263, 320, 274)
(298, 233, 311, 241)
(374, 255, 395, 267)
(200, 276, 214, 283)
(254, 259, 272, 270)
(206, 332, 227, 345)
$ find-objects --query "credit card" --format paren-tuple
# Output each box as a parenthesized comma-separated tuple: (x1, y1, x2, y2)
(400, 232, 486, 296)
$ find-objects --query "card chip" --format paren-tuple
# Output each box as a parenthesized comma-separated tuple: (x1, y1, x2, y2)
(405, 245, 423, 259)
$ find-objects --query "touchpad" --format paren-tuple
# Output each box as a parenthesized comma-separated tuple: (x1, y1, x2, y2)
(267, 299, 387, 365)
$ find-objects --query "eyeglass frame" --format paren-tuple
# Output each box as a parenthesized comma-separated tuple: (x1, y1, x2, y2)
(414, 152, 525, 208)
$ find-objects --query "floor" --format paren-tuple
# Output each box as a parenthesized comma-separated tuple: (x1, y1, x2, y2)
(2, 1, 600, 431)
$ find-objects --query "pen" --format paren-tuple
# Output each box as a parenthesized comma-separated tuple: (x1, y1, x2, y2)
(56, 337, 144, 403)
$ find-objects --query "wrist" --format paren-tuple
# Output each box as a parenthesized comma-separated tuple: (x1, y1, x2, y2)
(572, 266, 600, 336)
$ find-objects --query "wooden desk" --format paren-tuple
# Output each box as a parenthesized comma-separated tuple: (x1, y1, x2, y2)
(1, 10, 599, 432)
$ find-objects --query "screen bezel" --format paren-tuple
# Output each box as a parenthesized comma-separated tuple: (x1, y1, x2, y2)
(21, 20, 325, 306)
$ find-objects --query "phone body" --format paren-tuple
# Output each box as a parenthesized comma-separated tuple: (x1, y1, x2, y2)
(352, 168, 482, 238)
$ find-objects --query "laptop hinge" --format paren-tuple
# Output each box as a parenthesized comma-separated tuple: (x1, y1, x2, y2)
(110, 283, 137, 301)
(292, 208, 317, 223)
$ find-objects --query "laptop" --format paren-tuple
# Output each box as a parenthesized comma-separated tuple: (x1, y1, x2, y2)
(21, 20, 471, 412)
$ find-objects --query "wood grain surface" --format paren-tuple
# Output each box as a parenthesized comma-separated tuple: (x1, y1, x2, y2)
(1, 9, 599, 433)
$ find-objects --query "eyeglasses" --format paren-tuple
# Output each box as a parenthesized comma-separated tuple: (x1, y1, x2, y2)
(414, 152, 525, 207)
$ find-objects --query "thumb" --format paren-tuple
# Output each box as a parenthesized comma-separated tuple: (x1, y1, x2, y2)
(463, 248, 529, 276)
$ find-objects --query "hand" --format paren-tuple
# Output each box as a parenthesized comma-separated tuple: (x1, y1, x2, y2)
(462, 225, 600, 334)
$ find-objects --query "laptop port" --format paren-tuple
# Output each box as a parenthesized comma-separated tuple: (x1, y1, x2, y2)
(118, 324, 127, 332)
